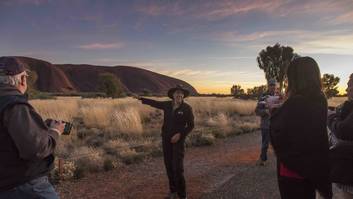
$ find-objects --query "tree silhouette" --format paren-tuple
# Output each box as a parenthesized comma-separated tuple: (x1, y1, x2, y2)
(322, 73, 340, 99)
(247, 85, 267, 99)
(231, 85, 245, 98)
(257, 43, 297, 91)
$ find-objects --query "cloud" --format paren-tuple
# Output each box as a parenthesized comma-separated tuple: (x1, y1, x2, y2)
(0, 0, 49, 6)
(136, 0, 282, 20)
(135, 0, 353, 25)
(296, 32, 353, 55)
(78, 42, 125, 50)
(196, 0, 282, 20)
(214, 30, 310, 43)
(329, 10, 353, 25)
(162, 69, 218, 77)
(211, 27, 353, 55)
(135, 1, 185, 16)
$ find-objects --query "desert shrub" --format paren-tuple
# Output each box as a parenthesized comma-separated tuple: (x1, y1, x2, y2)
(103, 158, 114, 171)
(29, 91, 55, 100)
(118, 148, 144, 165)
(71, 147, 104, 172)
(150, 147, 163, 157)
(73, 165, 86, 179)
(50, 159, 76, 183)
(212, 129, 227, 139)
(102, 139, 129, 157)
(97, 73, 125, 98)
(188, 133, 216, 147)
(86, 135, 105, 147)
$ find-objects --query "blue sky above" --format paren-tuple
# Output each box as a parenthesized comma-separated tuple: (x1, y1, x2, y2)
(1, 0, 352, 94)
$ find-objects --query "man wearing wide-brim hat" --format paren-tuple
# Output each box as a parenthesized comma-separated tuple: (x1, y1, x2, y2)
(133, 85, 194, 199)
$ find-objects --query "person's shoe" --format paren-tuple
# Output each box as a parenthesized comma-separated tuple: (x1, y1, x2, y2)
(164, 192, 178, 199)
(256, 159, 266, 166)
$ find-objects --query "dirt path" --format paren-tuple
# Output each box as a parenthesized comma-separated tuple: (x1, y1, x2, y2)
(57, 131, 284, 199)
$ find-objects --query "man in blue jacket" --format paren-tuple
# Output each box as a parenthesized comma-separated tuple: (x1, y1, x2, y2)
(255, 79, 278, 166)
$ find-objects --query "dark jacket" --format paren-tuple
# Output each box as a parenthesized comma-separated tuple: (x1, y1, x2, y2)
(140, 98, 194, 139)
(328, 100, 353, 184)
(328, 100, 353, 141)
(0, 86, 58, 191)
(255, 91, 275, 129)
(270, 93, 332, 197)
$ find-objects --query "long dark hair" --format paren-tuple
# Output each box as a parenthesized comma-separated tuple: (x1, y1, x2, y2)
(286, 56, 322, 97)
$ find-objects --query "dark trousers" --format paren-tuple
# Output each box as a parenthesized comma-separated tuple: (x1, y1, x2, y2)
(260, 128, 270, 161)
(162, 137, 186, 198)
(0, 176, 59, 199)
(278, 176, 316, 199)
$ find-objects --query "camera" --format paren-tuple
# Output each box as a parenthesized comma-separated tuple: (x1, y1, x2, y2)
(45, 119, 73, 135)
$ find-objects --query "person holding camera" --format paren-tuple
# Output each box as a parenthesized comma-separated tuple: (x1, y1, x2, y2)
(132, 85, 194, 199)
(270, 57, 332, 199)
(0, 57, 65, 199)
(328, 73, 353, 199)
(255, 79, 280, 166)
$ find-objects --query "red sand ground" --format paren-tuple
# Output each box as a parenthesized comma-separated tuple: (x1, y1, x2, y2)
(56, 132, 269, 199)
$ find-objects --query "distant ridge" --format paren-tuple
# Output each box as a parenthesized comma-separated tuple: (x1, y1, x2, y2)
(11, 56, 198, 96)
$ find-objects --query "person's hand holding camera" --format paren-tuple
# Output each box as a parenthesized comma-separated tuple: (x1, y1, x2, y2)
(50, 120, 65, 136)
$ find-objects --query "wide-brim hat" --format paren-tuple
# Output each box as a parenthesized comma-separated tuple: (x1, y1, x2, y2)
(167, 85, 190, 99)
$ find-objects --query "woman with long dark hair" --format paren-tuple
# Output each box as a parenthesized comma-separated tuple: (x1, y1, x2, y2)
(270, 57, 332, 199)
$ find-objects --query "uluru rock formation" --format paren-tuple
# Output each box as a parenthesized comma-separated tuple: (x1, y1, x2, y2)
(11, 56, 198, 96)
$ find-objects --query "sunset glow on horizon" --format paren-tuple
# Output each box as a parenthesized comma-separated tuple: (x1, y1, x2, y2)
(1, 0, 352, 94)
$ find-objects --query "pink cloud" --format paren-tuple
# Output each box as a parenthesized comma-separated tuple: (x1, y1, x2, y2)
(330, 11, 353, 24)
(135, 1, 185, 16)
(214, 30, 310, 42)
(136, 0, 353, 22)
(78, 42, 125, 50)
(136, 0, 282, 20)
(195, 0, 282, 20)
(1, 0, 49, 6)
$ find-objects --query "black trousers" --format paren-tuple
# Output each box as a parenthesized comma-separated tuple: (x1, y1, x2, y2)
(278, 176, 316, 199)
(162, 137, 186, 198)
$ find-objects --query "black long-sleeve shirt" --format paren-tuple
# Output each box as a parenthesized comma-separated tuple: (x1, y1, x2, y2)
(140, 98, 194, 139)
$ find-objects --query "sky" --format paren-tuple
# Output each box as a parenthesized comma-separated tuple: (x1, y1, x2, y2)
(0, 0, 352, 94)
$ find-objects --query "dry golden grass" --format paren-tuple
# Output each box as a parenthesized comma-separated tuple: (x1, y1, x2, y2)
(30, 97, 257, 135)
(30, 99, 79, 122)
(187, 97, 257, 116)
(30, 97, 259, 179)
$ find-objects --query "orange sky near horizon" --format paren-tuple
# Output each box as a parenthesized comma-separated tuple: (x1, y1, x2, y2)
(195, 85, 347, 95)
